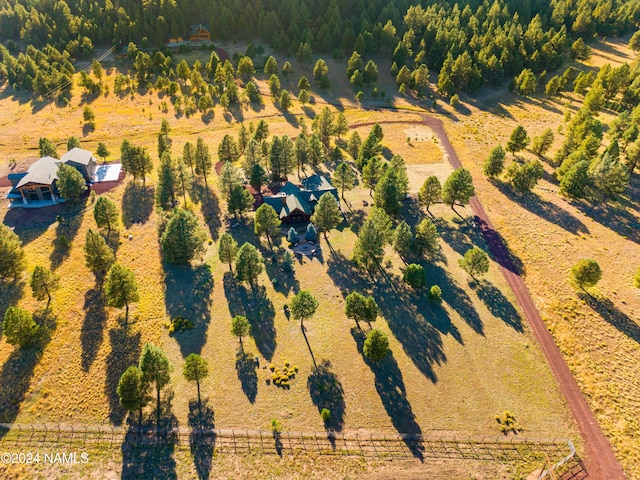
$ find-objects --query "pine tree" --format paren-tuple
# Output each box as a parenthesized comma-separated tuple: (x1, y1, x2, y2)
(84, 229, 115, 275)
(506, 126, 530, 154)
(160, 208, 207, 264)
(218, 232, 239, 273)
(139, 343, 172, 428)
(183, 353, 208, 404)
(254, 204, 281, 249)
(30, 265, 59, 307)
(310, 192, 342, 239)
(393, 221, 413, 260)
(104, 263, 139, 321)
(483, 146, 506, 178)
(195, 137, 212, 189)
(332, 162, 356, 200)
(0, 223, 26, 281)
(235, 242, 264, 289)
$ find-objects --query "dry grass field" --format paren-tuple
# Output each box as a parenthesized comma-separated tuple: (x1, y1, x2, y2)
(441, 36, 640, 478)
(0, 46, 585, 478)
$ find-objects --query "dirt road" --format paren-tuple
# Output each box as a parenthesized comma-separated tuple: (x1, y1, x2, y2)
(420, 115, 625, 479)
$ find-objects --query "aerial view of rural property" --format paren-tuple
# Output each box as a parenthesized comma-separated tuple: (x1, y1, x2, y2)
(1, 1, 640, 479)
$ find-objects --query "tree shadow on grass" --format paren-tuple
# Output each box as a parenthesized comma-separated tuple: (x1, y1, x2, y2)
(326, 252, 446, 382)
(572, 178, 640, 244)
(121, 400, 178, 480)
(235, 350, 258, 403)
(351, 329, 424, 461)
(191, 182, 222, 241)
(224, 274, 276, 360)
(0, 278, 24, 323)
(264, 247, 300, 296)
(494, 181, 589, 235)
(163, 263, 213, 357)
(476, 281, 524, 332)
(343, 208, 366, 235)
(121, 182, 155, 228)
(307, 359, 345, 433)
(188, 399, 216, 480)
(0, 309, 55, 431)
(439, 217, 487, 258)
(580, 294, 640, 344)
(81, 286, 108, 371)
(425, 263, 484, 336)
(105, 325, 142, 425)
(50, 206, 85, 270)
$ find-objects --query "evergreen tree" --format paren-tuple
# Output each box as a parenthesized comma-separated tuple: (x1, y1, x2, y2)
(139, 343, 172, 428)
(264, 56, 278, 75)
(104, 263, 139, 321)
(459, 247, 490, 279)
(514, 68, 537, 96)
(195, 137, 212, 189)
(183, 353, 209, 404)
(117, 366, 147, 426)
(414, 218, 440, 256)
(346, 51, 363, 78)
(506, 160, 544, 193)
(218, 160, 243, 201)
(352, 217, 385, 270)
(218, 232, 239, 273)
(483, 146, 506, 178)
(393, 221, 413, 260)
(218, 135, 240, 164)
(333, 112, 349, 139)
(161, 208, 207, 264)
(94, 196, 120, 234)
(531, 129, 555, 156)
(254, 203, 281, 249)
(2, 306, 40, 348)
(0, 223, 26, 281)
(570, 259, 601, 292)
(231, 315, 251, 350)
(332, 162, 356, 200)
(30, 265, 59, 306)
(347, 131, 362, 159)
(362, 156, 385, 196)
(57, 164, 87, 201)
(84, 229, 115, 275)
(235, 242, 264, 289)
(39, 137, 58, 158)
(363, 329, 389, 362)
(506, 126, 530, 154)
(588, 153, 630, 203)
(313, 59, 330, 88)
(560, 160, 591, 199)
(290, 290, 318, 328)
(404, 264, 426, 289)
(279, 89, 292, 112)
(227, 184, 254, 218)
(374, 167, 403, 216)
(156, 153, 177, 211)
(97, 142, 109, 162)
(442, 168, 475, 215)
(310, 192, 342, 239)
(67, 136, 81, 150)
(183, 142, 196, 176)
(298, 76, 311, 91)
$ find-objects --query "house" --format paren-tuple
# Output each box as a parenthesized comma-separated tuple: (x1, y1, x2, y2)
(7, 156, 61, 207)
(190, 24, 210, 42)
(6, 148, 98, 208)
(60, 147, 97, 183)
(262, 174, 339, 223)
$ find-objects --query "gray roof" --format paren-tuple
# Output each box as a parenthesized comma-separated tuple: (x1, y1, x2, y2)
(301, 174, 335, 192)
(16, 156, 60, 188)
(263, 193, 312, 218)
(60, 147, 96, 166)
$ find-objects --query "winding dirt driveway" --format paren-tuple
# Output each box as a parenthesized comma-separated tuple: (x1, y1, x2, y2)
(423, 115, 625, 479)
(350, 111, 625, 477)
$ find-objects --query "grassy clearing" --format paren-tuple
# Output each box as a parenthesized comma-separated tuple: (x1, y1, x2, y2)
(0, 64, 577, 478)
(443, 37, 640, 477)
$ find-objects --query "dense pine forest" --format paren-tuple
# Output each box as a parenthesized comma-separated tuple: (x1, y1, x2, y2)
(1, 0, 639, 98)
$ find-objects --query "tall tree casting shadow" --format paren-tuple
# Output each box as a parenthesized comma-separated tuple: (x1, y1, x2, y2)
(0, 309, 56, 434)
(235, 351, 258, 403)
(307, 360, 346, 433)
(121, 182, 155, 228)
(190, 182, 222, 241)
(326, 252, 447, 382)
(581, 294, 640, 344)
(121, 397, 178, 480)
(224, 276, 276, 361)
(81, 286, 108, 371)
(351, 329, 424, 461)
(188, 399, 216, 480)
(163, 263, 213, 357)
(50, 206, 86, 269)
(105, 325, 141, 425)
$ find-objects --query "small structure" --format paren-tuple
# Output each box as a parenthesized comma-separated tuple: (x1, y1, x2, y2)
(60, 147, 97, 183)
(261, 174, 339, 223)
(190, 24, 211, 42)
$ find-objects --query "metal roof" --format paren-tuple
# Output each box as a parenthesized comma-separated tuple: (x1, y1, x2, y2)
(16, 156, 60, 188)
(60, 147, 96, 166)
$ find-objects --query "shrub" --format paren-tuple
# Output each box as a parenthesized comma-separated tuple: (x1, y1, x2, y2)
(271, 419, 282, 433)
(321, 408, 331, 423)
(403, 264, 426, 289)
(428, 285, 443, 303)
(165, 316, 194, 335)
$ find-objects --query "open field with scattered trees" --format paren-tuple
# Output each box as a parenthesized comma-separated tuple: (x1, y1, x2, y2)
(1, 1, 640, 478)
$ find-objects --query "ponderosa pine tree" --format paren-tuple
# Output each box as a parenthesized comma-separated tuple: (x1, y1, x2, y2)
(235, 242, 264, 290)
(218, 233, 239, 273)
(84, 229, 115, 276)
(104, 263, 139, 322)
(332, 162, 356, 200)
(94, 195, 120, 234)
(160, 208, 207, 265)
(183, 353, 208, 404)
(139, 343, 172, 429)
(310, 192, 342, 239)
(0, 223, 26, 281)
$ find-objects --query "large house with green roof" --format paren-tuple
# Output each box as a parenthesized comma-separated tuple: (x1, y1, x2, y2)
(261, 174, 339, 223)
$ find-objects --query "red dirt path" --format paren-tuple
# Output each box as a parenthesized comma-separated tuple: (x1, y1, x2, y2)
(425, 114, 625, 479)
(352, 113, 626, 478)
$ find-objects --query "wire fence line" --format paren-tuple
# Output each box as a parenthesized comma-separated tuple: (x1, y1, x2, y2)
(0, 423, 576, 462)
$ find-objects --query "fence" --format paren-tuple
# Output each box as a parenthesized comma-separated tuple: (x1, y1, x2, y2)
(0, 423, 579, 464)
